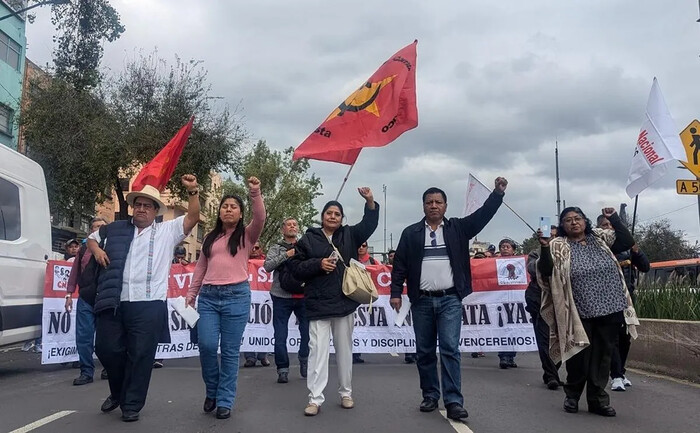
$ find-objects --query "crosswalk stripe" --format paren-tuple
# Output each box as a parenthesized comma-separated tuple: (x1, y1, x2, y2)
(9, 410, 76, 433)
(439, 409, 475, 433)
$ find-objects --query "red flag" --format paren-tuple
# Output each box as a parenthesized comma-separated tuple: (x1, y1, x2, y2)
(293, 41, 418, 165)
(131, 117, 194, 192)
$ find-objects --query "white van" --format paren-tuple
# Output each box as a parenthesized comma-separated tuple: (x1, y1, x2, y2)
(0, 145, 51, 347)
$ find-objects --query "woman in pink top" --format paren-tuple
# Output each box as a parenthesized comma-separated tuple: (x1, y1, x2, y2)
(186, 177, 265, 420)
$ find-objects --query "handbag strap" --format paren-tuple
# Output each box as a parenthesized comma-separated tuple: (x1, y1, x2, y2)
(325, 233, 347, 269)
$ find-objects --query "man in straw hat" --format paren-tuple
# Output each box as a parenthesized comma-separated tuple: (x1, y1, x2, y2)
(87, 174, 200, 422)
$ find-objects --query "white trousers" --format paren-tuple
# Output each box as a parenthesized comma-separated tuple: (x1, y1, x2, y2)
(307, 313, 354, 406)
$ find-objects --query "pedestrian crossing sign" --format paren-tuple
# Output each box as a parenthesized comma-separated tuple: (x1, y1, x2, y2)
(679, 119, 700, 177)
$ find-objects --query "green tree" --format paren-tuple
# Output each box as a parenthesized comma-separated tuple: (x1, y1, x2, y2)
(636, 219, 699, 262)
(520, 232, 540, 255)
(50, 0, 125, 91)
(22, 79, 121, 218)
(21, 52, 245, 221)
(220, 140, 322, 251)
(108, 52, 245, 218)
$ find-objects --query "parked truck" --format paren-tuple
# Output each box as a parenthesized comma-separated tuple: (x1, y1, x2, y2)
(0, 144, 51, 347)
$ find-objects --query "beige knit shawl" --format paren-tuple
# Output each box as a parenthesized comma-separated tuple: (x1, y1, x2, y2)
(536, 228, 639, 364)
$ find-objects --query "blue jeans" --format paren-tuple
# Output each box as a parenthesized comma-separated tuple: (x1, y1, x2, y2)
(411, 294, 463, 406)
(75, 297, 96, 377)
(271, 295, 309, 372)
(197, 282, 250, 409)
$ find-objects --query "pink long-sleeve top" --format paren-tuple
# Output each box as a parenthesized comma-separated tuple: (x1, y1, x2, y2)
(188, 186, 265, 297)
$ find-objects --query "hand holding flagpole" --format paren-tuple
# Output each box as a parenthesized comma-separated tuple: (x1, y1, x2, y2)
(466, 173, 536, 233)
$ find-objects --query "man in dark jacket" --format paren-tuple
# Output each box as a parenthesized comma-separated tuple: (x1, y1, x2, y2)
(65, 217, 108, 385)
(597, 215, 650, 391)
(524, 226, 561, 390)
(390, 177, 507, 421)
(264, 218, 309, 383)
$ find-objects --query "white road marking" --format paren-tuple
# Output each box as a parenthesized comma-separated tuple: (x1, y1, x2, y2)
(439, 409, 475, 433)
(8, 411, 76, 433)
(390, 352, 398, 357)
(627, 368, 700, 389)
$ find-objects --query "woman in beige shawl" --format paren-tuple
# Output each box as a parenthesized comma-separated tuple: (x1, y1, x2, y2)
(536, 207, 639, 417)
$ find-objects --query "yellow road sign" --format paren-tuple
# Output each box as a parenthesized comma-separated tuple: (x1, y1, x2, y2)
(680, 119, 700, 177)
(676, 179, 700, 195)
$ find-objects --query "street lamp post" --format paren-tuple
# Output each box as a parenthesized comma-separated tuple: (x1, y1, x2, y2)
(0, 0, 70, 22)
(382, 184, 387, 254)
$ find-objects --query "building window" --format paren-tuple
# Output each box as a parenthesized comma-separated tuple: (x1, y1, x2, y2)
(0, 176, 21, 241)
(0, 31, 21, 71)
(0, 105, 12, 136)
(197, 223, 204, 243)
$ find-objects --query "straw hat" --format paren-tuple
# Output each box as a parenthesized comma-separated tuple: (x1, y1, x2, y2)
(126, 185, 167, 216)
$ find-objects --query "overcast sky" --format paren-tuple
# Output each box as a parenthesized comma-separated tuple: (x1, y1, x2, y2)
(25, 0, 700, 252)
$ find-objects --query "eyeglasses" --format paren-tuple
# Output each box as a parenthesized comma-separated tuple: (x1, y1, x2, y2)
(133, 202, 154, 210)
(429, 230, 437, 247)
(360, 244, 367, 248)
(252, 246, 260, 250)
(562, 216, 584, 224)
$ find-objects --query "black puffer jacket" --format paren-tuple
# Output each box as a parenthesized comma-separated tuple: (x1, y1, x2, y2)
(289, 202, 379, 320)
(94, 220, 135, 314)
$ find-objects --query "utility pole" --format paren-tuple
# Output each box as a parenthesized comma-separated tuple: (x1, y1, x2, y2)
(555, 140, 562, 216)
(390, 233, 393, 249)
(382, 184, 387, 253)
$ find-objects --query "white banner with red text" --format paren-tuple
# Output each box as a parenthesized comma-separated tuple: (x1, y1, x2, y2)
(41, 256, 536, 364)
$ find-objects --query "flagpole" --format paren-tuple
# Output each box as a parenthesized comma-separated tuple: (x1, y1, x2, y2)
(555, 140, 562, 216)
(631, 195, 639, 236)
(473, 176, 537, 233)
(335, 162, 357, 200)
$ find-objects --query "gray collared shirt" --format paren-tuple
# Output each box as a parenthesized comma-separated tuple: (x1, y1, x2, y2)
(419, 220, 455, 291)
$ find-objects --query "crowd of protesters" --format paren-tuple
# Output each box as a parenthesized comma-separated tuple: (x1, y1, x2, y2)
(59, 172, 648, 424)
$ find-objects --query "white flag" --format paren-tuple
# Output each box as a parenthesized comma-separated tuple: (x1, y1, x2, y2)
(626, 78, 685, 198)
(464, 173, 491, 216)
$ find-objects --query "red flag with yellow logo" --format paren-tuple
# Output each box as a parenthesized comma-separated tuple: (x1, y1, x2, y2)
(293, 41, 418, 165)
(131, 117, 194, 192)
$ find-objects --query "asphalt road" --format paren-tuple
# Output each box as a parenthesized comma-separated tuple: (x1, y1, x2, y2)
(0, 349, 698, 433)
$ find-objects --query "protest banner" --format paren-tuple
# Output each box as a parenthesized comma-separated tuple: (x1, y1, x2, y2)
(42, 256, 536, 364)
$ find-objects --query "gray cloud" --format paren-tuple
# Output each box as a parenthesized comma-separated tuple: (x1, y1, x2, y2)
(23, 0, 700, 252)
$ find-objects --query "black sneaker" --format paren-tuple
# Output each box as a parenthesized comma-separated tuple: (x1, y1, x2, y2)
(563, 397, 578, 413)
(203, 397, 216, 413)
(73, 374, 93, 386)
(277, 372, 289, 383)
(300, 361, 308, 378)
(419, 397, 438, 412)
(588, 405, 616, 417)
(101, 396, 120, 413)
(445, 403, 469, 420)
(121, 410, 140, 422)
(546, 379, 560, 390)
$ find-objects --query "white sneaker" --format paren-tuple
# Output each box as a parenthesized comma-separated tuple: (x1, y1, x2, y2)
(622, 376, 632, 387)
(611, 377, 626, 391)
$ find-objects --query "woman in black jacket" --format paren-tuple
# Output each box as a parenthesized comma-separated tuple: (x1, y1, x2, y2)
(288, 187, 379, 416)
